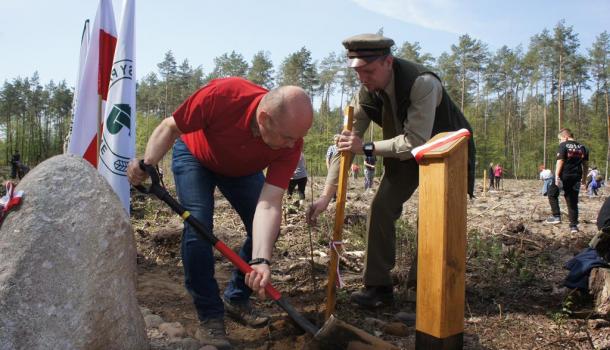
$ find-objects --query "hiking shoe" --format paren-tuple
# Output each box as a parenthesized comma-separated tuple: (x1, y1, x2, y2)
(195, 318, 231, 349)
(223, 298, 269, 328)
(545, 216, 561, 224)
(570, 225, 579, 233)
(350, 286, 394, 308)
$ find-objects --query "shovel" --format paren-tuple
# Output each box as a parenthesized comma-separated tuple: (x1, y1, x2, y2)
(135, 160, 398, 350)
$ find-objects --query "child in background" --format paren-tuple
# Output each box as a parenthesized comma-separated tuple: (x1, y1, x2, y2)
(539, 164, 553, 196)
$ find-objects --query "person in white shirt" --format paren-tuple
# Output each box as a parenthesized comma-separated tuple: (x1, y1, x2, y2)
(539, 164, 553, 196)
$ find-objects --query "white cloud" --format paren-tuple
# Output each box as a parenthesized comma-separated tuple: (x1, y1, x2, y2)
(350, 0, 481, 34)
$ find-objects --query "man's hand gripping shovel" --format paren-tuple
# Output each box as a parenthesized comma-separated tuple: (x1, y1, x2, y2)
(134, 160, 398, 349)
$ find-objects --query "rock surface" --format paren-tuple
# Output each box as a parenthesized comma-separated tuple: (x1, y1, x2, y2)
(0, 154, 148, 350)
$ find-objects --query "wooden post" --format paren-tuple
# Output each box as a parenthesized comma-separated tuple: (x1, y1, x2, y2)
(482, 170, 486, 197)
(416, 132, 468, 350)
(325, 106, 354, 320)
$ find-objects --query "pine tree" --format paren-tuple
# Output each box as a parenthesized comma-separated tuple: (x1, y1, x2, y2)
(208, 51, 249, 80)
(248, 51, 274, 89)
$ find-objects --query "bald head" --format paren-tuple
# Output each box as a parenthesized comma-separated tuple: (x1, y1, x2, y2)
(257, 86, 313, 149)
(261, 86, 313, 125)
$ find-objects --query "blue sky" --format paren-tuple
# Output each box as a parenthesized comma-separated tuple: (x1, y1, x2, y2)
(0, 0, 608, 89)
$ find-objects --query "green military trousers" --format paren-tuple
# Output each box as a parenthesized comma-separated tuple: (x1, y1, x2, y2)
(363, 158, 419, 287)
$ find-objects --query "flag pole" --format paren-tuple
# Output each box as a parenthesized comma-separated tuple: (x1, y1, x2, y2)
(65, 19, 91, 153)
(97, 95, 102, 167)
(67, 0, 116, 168)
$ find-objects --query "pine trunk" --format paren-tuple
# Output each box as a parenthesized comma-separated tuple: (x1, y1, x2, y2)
(605, 91, 610, 183)
(558, 54, 563, 131)
(543, 78, 548, 168)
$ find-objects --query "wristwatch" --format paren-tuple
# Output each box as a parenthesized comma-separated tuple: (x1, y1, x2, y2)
(248, 258, 271, 266)
(363, 142, 375, 157)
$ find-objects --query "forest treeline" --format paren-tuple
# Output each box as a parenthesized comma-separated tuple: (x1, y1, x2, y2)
(1, 20, 608, 179)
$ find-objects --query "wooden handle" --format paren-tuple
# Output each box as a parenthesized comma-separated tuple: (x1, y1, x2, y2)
(325, 106, 354, 320)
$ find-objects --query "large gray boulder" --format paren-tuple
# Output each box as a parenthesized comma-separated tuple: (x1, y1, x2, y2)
(0, 154, 148, 350)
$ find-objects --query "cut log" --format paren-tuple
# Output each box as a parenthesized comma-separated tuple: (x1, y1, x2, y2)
(589, 267, 610, 316)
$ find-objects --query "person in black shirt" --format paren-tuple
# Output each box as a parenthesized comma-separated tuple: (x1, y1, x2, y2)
(364, 155, 377, 191)
(10, 150, 20, 179)
(545, 128, 588, 233)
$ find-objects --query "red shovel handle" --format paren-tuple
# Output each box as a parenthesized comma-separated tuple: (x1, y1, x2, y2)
(214, 240, 281, 300)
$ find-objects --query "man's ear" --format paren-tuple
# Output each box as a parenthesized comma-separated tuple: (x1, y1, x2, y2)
(257, 110, 267, 125)
(385, 55, 394, 66)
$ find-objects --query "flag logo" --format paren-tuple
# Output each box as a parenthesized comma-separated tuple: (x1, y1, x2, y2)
(97, 0, 135, 214)
(109, 59, 134, 89)
(106, 103, 131, 135)
(99, 133, 130, 177)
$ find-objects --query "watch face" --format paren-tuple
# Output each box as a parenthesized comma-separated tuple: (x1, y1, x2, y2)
(364, 144, 373, 151)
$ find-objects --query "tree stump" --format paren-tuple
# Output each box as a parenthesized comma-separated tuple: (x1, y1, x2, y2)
(589, 268, 610, 316)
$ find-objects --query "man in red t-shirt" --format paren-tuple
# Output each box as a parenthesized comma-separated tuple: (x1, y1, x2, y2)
(127, 77, 312, 348)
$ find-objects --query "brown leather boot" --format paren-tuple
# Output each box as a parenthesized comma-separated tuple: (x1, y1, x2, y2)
(223, 298, 269, 328)
(195, 318, 231, 349)
(350, 285, 394, 308)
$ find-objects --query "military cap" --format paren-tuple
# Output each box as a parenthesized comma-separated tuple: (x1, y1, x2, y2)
(342, 34, 394, 68)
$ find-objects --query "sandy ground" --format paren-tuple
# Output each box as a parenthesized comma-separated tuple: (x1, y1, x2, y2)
(132, 178, 610, 349)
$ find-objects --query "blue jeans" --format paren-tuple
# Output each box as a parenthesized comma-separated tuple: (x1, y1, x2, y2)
(172, 139, 264, 321)
(364, 168, 375, 190)
(542, 178, 553, 195)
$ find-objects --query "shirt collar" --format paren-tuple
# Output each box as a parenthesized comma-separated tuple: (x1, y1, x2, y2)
(383, 71, 395, 98)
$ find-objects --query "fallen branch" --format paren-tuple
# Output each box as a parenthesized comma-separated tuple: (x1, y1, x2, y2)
(474, 202, 504, 218)
(499, 232, 543, 249)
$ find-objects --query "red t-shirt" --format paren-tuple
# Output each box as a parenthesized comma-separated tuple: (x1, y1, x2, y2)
(173, 77, 302, 189)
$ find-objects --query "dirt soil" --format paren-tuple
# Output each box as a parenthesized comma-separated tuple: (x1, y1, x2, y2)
(131, 178, 610, 350)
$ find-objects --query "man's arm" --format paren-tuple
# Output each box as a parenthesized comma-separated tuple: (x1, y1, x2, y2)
(246, 182, 284, 299)
(306, 97, 369, 225)
(127, 116, 182, 185)
(374, 74, 442, 160)
(555, 159, 564, 186)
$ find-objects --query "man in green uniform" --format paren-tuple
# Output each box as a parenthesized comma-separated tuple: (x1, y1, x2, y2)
(307, 33, 475, 308)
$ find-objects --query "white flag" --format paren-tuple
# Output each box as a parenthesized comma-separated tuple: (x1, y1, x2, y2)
(67, 0, 117, 167)
(99, 0, 136, 213)
(64, 19, 91, 153)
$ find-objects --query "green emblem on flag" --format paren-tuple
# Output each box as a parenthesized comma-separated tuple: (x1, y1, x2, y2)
(106, 104, 131, 135)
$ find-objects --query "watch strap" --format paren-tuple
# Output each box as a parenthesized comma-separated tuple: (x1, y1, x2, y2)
(248, 258, 271, 266)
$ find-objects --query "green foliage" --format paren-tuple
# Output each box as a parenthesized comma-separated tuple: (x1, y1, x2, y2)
(136, 112, 162, 156)
(1, 20, 609, 180)
(0, 73, 73, 166)
(451, 34, 489, 110)
(208, 51, 249, 80)
(396, 40, 436, 67)
(548, 292, 576, 325)
(248, 51, 274, 89)
(277, 47, 318, 96)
